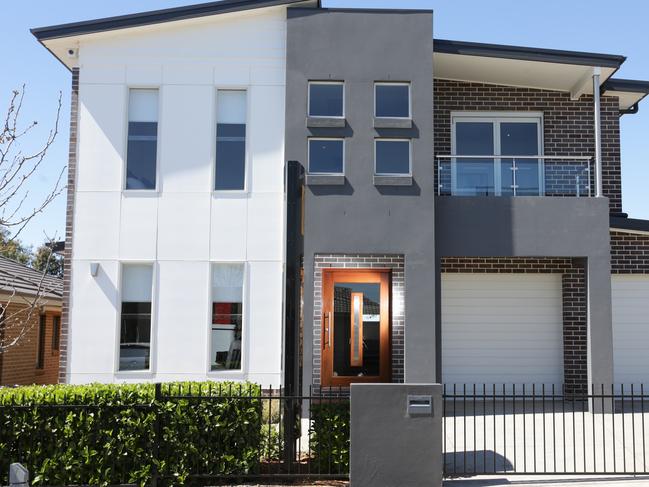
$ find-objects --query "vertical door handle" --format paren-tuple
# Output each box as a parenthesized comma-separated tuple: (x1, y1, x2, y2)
(324, 311, 332, 349)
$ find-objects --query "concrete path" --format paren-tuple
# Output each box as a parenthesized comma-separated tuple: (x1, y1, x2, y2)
(444, 404, 649, 474)
(445, 474, 649, 486)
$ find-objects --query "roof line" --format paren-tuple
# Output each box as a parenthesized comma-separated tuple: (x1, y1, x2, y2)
(610, 215, 649, 233)
(434, 38, 626, 68)
(602, 78, 649, 93)
(31, 0, 313, 41)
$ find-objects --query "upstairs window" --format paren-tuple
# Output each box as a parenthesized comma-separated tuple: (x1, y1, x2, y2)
(375, 83, 411, 118)
(215, 90, 247, 191)
(308, 82, 344, 118)
(211, 263, 244, 371)
(308, 138, 344, 175)
(126, 89, 158, 190)
(119, 264, 153, 372)
(375, 139, 411, 175)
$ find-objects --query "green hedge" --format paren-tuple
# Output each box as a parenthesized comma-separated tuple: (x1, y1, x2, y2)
(0, 382, 261, 486)
(309, 401, 350, 472)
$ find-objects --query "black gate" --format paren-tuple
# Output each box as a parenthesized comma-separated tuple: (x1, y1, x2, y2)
(443, 384, 649, 476)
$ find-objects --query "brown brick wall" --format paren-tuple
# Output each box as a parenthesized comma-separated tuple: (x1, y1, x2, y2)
(434, 80, 622, 212)
(311, 254, 405, 386)
(0, 304, 61, 386)
(611, 230, 649, 274)
(59, 67, 79, 383)
(442, 257, 587, 393)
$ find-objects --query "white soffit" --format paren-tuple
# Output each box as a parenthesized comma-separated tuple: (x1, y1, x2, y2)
(604, 90, 646, 111)
(434, 52, 617, 98)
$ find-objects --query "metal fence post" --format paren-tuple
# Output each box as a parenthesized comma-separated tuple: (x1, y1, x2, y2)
(150, 383, 162, 487)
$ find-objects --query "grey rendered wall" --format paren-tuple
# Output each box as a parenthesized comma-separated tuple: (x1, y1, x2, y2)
(350, 383, 443, 487)
(435, 196, 614, 388)
(284, 8, 435, 389)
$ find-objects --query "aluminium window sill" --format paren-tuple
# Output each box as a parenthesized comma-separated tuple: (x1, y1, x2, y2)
(373, 174, 413, 186)
(307, 116, 346, 128)
(306, 174, 346, 186)
(373, 117, 413, 129)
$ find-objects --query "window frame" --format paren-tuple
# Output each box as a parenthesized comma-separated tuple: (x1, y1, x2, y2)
(450, 112, 544, 197)
(307, 137, 346, 176)
(207, 261, 247, 375)
(213, 87, 250, 194)
(52, 314, 61, 352)
(374, 82, 412, 120)
(123, 87, 161, 193)
(36, 314, 46, 370)
(374, 138, 412, 177)
(307, 81, 345, 119)
(115, 261, 157, 376)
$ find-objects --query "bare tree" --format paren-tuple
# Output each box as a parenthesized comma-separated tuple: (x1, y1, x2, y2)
(0, 86, 66, 354)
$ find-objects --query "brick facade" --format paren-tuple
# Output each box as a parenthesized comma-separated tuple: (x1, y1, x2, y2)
(441, 257, 587, 393)
(610, 230, 649, 274)
(0, 305, 61, 386)
(434, 80, 622, 212)
(59, 67, 79, 383)
(311, 254, 405, 386)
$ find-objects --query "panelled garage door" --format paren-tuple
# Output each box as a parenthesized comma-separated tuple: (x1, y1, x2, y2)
(442, 273, 564, 387)
(612, 275, 649, 385)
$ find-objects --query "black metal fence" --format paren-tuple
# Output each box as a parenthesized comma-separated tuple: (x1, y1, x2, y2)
(154, 384, 350, 484)
(443, 384, 649, 477)
(0, 384, 350, 486)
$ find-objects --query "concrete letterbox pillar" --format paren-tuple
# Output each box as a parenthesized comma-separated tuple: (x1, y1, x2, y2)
(350, 383, 443, 487)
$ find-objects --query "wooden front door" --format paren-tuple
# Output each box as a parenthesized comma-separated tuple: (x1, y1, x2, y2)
(321, 269, 391, 387)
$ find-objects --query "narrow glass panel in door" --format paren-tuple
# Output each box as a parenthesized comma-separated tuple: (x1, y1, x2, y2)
(321, 269, 390, 386)
(455, 122, 495, 196)
(500, 122, 541, 196)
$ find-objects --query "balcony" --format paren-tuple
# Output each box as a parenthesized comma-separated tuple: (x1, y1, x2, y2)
(436, 155, 593, 197)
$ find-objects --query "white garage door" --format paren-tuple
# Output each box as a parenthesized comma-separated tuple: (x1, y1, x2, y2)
(442, 273, 564, 387)
(612, 275, 649, 385)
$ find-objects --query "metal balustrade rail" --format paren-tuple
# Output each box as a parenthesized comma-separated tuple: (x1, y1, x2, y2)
(436, 155, 594, 198)
(443, 384, 649, 477)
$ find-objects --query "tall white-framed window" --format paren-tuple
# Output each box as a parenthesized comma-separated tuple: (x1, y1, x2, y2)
(215, 90, 248, 191)
(374, 139, 412, 176)
(210, 263, 245, 371)
(118, 263, 154, 372)
(308, 138, 345, 175)
(451, 112, 544, 196)
(126, 89, 159, 190)
(308, 81, 345, 118)
(375, 82, 411, 119)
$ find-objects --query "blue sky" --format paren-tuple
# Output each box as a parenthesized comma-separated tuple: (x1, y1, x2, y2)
(3, 0, 648, 248)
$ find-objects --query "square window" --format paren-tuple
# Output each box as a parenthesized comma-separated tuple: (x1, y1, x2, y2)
(308, 139, 344, 174)
(375, 83, 410, 118)
(308, 82, 344, 118)
(375, 140, 411, 175)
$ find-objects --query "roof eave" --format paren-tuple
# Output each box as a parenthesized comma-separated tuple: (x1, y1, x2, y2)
(31, 0, 313, 41)
(434, 38, 626, 69)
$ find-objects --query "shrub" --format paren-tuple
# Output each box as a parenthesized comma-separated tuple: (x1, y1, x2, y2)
(309, 401, 350, 472)
(0, 382, 261, 486)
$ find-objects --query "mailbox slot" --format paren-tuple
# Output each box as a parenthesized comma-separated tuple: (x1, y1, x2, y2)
(407, 394, 433, 416)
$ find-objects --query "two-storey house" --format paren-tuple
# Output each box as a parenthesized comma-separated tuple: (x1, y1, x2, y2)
(32, 0, 649, 394)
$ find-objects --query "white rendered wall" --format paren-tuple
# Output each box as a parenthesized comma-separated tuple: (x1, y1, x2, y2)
(68, 7, 287, 386)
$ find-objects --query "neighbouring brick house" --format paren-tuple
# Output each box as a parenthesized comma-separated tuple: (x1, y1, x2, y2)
(0, 257, 63, 386)
(30, 0, 649, 394)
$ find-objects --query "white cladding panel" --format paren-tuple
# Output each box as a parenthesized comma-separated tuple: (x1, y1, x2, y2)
(70, 6, 287, 386)
(612, 275, 649, 385)
(442, 273, 564, 387)
(77, 84, 125, 192)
